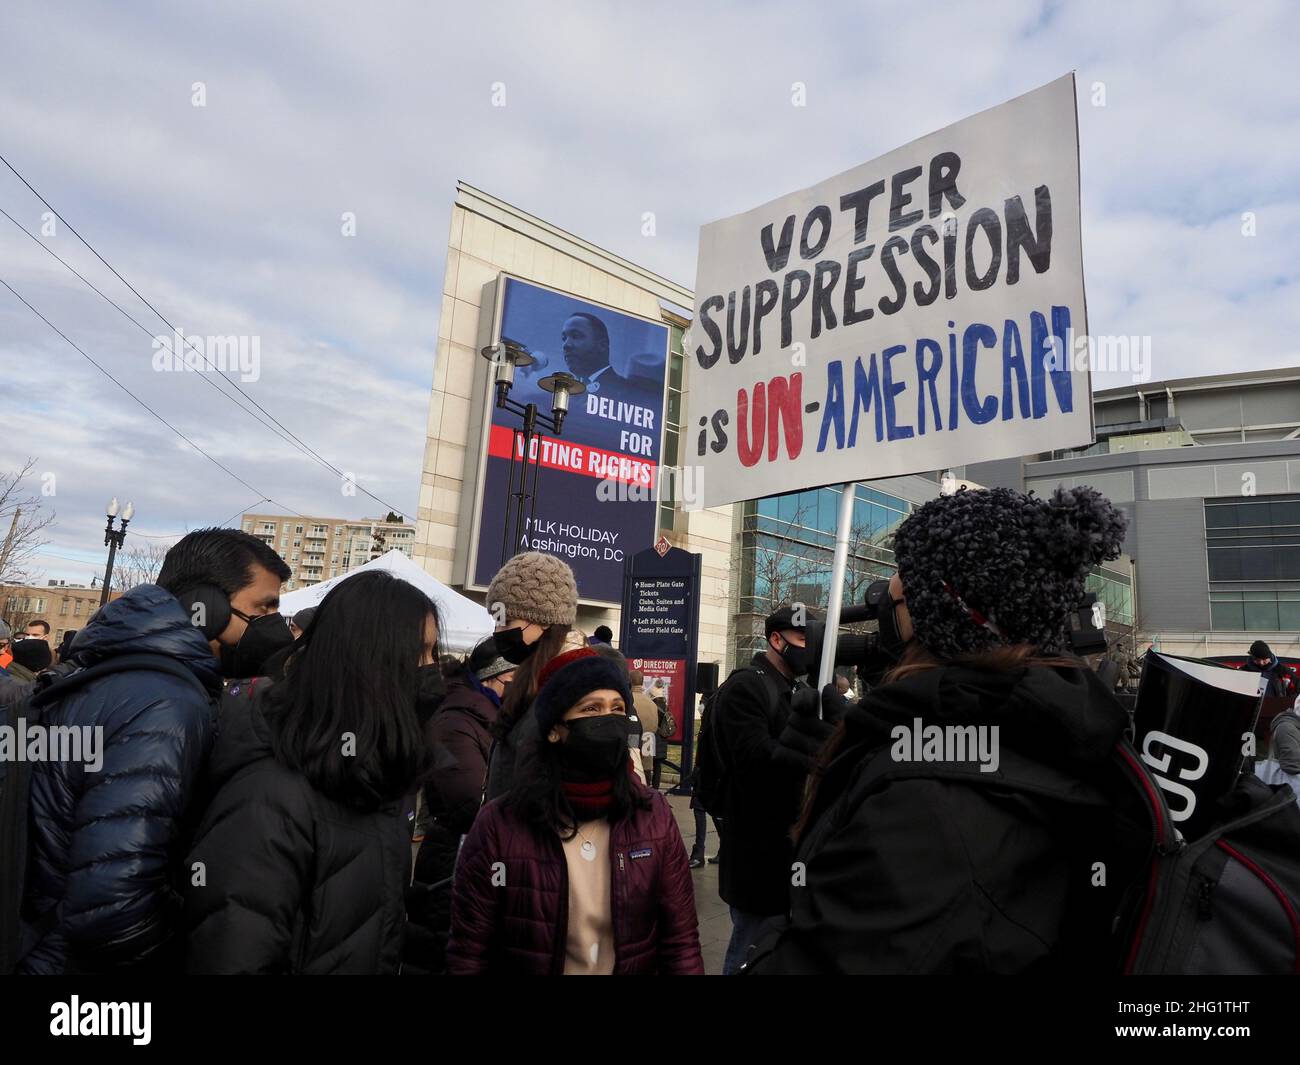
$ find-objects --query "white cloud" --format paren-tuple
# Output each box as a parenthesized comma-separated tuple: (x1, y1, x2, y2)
(1, 0, 1296, 581)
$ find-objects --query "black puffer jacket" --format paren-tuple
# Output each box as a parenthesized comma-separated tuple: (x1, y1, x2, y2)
(746, 662, 1150, 974)
(20, 584, 222, 975)
(183, 680, 411, 974)
(405, 671, 499, 974)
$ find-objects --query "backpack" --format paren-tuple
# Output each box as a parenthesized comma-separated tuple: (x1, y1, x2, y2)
(693, 665, 782, 817)
(0, 653, 212, 974)
(1113, 736, 1300, 973)
(654, 699, 674, 743)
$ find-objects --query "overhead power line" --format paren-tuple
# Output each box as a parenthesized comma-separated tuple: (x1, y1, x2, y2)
(128, 496, 273, 538)
(0, 275, 304, 515)
(0, 205, 338, 474)
(0, 151, 413, 521)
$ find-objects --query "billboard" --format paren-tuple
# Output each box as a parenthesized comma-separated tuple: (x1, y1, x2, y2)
(687, 74, 1091, 508)
(469, 276, 670, 605)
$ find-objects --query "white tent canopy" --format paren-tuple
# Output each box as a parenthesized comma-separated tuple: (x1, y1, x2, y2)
(278, 549, 494, 653)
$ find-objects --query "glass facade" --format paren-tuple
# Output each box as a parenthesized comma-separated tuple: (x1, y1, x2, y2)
(1210, 591, 1300, 632)
(733, 484, 912, 666)
(1086, 565, 1134, 629)
(1207, 494, 1300, 630)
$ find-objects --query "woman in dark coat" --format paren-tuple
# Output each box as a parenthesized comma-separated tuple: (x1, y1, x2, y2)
(404, 637, 514, 974)
(746, 486, 1151, 975)
(183, 571, 442, 974)
(448, 647, 703, 975)
(482, 551, 582, 801)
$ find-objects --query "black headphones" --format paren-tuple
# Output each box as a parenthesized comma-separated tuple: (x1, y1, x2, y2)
(174, 584, 233, 641)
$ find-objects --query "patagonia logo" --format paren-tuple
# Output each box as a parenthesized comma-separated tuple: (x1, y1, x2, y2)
(629, 848, 652, 860)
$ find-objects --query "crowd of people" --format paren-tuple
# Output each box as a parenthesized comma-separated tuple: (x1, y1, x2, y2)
(1, 483, 1296, 975)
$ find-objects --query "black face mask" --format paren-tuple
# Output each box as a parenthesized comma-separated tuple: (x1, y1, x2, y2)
(558, 715, 631, 781)
(776, 637, 811, 678)
(220, 612, 294, 679)
(495, 625, 539, 665)
(415, 663, 446, 724)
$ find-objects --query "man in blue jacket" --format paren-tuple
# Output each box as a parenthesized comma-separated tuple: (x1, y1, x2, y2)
(18, 527, 289, 974)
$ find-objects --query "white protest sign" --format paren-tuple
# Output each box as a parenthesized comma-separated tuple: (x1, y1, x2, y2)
(687, 74, 1092, 508)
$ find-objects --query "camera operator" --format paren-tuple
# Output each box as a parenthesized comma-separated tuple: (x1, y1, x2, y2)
(745, 486, 1151, 975)
(711, 604, 845, 974)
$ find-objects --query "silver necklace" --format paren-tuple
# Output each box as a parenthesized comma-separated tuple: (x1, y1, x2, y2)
(575, 824, 598, 861)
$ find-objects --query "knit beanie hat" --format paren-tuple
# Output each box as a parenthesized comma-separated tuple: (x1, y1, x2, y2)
(891, 485, 1127, 659)
(12, 637, 52, 672)
(1250, 640, 1273, 660)
(468, 636, 514, 683)
(485, 551, 578, 628)
(534, 647, 632, 735)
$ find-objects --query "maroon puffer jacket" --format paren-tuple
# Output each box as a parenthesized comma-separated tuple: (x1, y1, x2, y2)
(447, 787, 704, 975)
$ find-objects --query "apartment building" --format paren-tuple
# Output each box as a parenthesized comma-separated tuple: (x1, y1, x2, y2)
(240, 513, 416, 591)
(1, 580, 122, 647)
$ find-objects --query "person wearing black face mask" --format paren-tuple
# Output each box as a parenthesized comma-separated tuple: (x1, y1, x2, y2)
(481, 551, 581, 803)
(185, 569, 438, 974)
(221, 610, 295, 681)
(446, 648, 704, 975)
(18, 526, 290, 975)
(707, 604, 823, 975)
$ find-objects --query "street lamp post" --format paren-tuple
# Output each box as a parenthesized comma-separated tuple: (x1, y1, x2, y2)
(99, 497, 135, 607)
(480, 340, 585, 564)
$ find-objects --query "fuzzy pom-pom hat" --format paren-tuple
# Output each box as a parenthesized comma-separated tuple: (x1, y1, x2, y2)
(890, 485, 1127, 659)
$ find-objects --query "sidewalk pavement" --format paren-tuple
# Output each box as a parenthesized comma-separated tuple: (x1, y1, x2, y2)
(664, 791, 731, 975)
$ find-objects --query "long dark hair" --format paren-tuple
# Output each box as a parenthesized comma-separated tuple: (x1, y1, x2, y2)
(492, 623, 571, 741)
(506, 730, 652, 840)
(263, 570, 440, 809)
(793, 641, 1082, 843)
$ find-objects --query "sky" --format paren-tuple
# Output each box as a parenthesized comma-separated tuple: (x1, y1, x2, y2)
(1, 0, 1296, 584)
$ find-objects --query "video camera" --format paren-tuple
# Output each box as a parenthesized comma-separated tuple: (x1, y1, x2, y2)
(800, 580, 1111, 685)
(799, 579, 895, 684)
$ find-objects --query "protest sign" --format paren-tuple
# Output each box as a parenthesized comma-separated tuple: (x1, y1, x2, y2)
(687, 74, 1092, 507)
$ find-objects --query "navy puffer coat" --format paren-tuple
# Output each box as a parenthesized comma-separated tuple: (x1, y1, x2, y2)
(20, 584, 222, 974)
